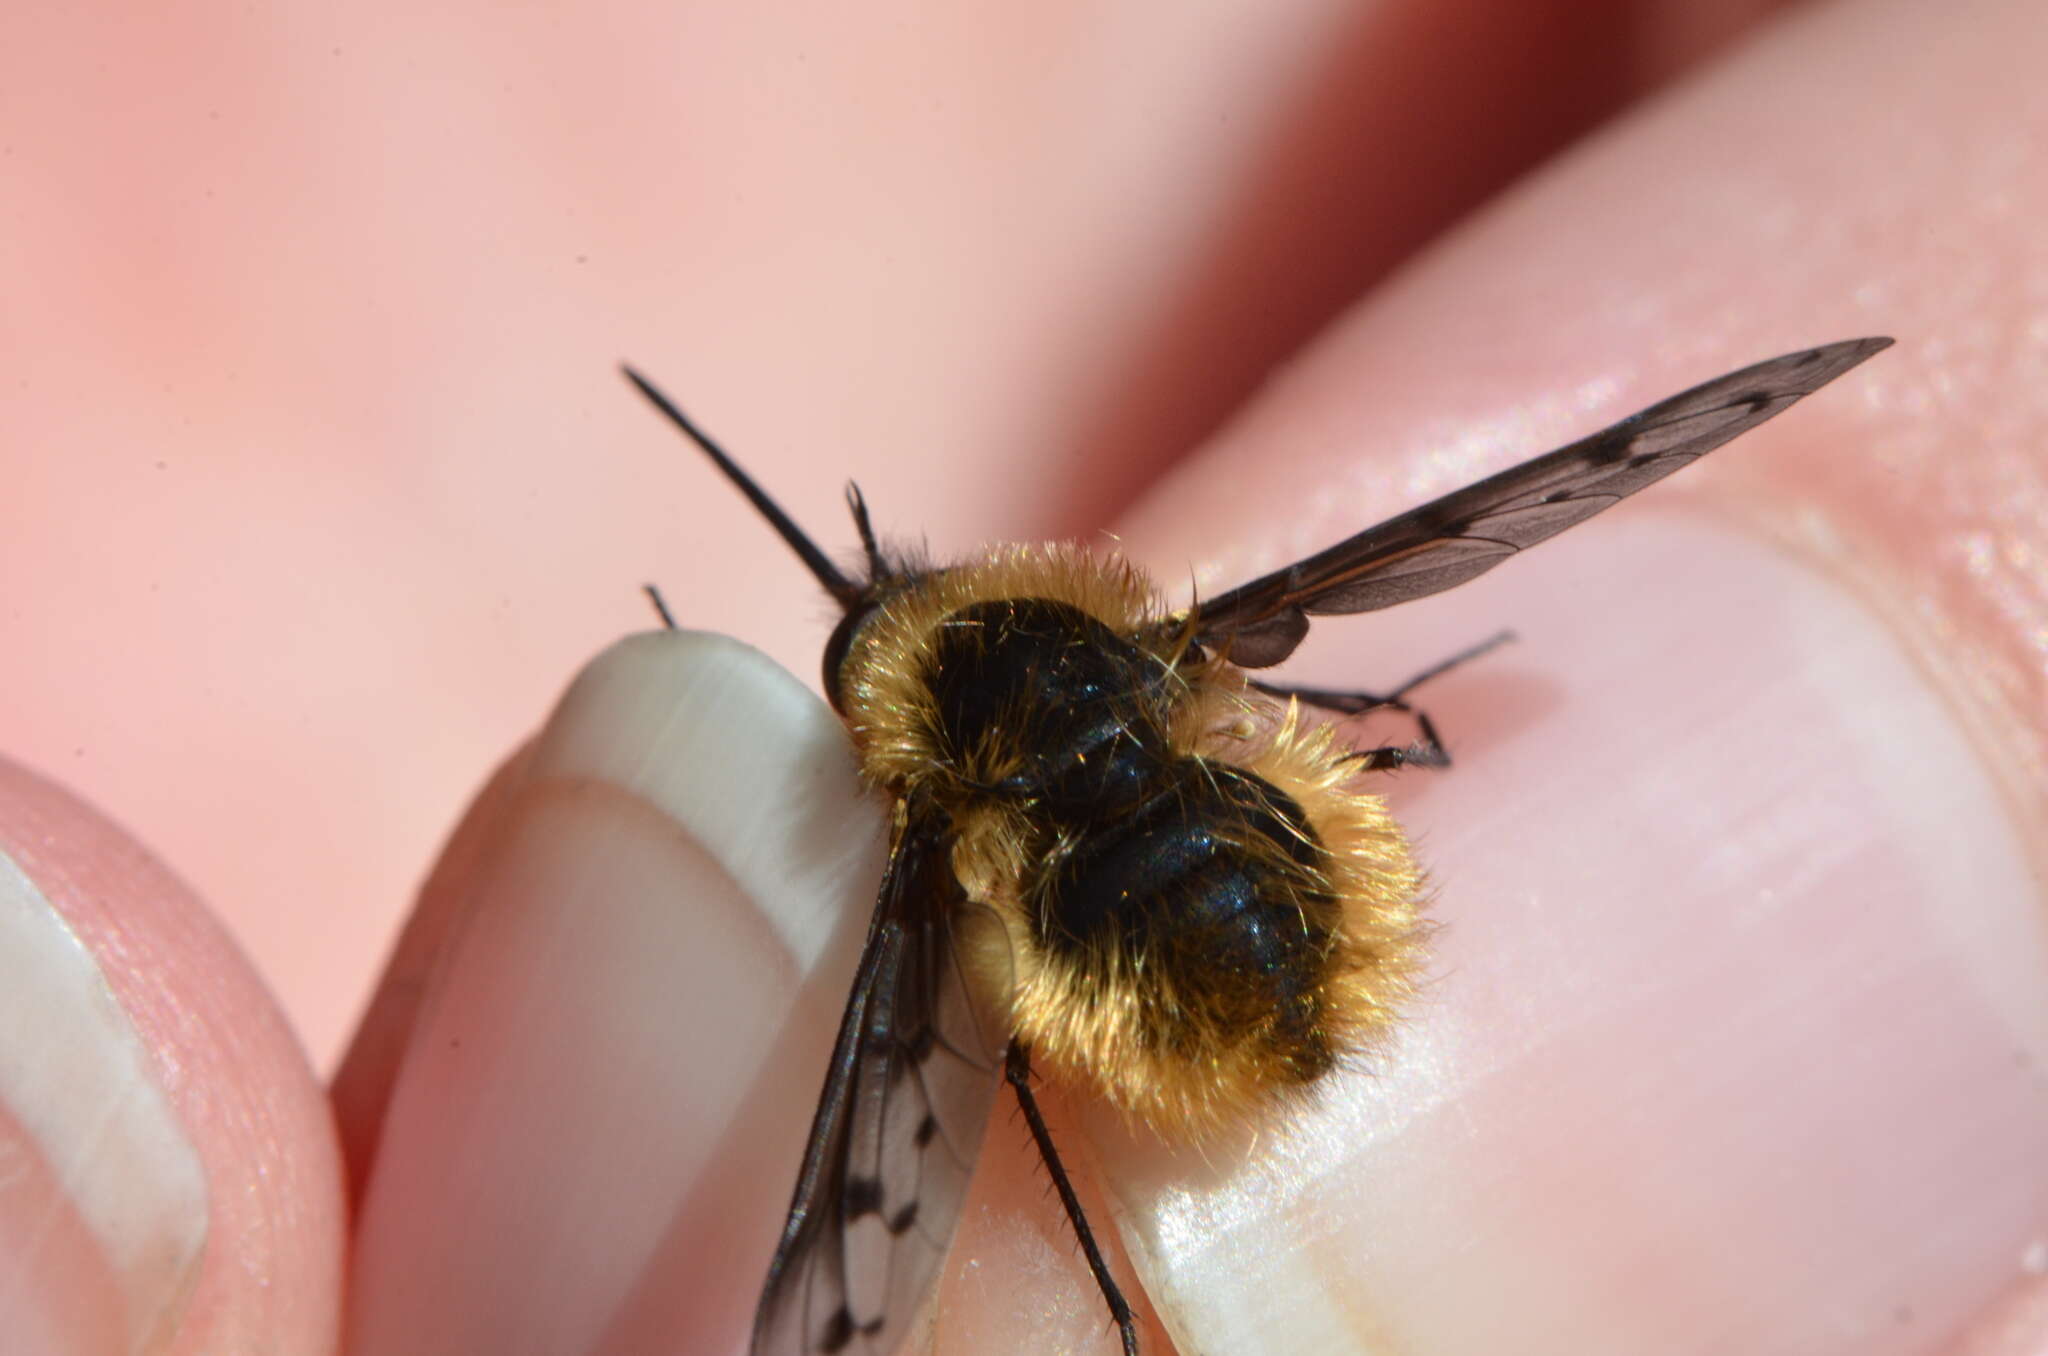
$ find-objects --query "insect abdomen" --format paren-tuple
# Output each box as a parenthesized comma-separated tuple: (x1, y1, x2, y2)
(1042, 763, 1340, 1076)
(997, 705, 1429, 1139)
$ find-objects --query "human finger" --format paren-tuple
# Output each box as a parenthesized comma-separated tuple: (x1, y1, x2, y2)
(0, 758, 343, 1354)
(1069, 0, 2048, 1350)
(338, 633, 885, 1355)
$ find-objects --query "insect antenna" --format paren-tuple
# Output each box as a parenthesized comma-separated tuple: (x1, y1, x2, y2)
(620, 365, 864, 608)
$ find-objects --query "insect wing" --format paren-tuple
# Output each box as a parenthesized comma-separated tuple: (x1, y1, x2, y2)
(1183, 337, 1892, 667)
(752, 820, 1009, 1356)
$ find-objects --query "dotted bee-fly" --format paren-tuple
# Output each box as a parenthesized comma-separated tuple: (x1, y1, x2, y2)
(624, 336, 1891, 1355)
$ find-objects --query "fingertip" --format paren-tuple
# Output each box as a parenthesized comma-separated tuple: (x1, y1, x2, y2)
(1095, 0, 2048, 1344)
(0, 757, 342, 1355)
(343, 630, 886, 1354)
(331, 742, 537, 1205)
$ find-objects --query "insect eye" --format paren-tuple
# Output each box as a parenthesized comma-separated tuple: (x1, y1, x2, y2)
(821, 600, 880, 713)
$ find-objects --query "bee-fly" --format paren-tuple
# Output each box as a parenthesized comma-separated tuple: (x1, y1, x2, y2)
(623, 336, 1891, 1355)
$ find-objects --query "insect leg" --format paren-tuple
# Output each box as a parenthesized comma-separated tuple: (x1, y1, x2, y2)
(1252, 629, 1515, 772)
(641, 583, 678, 629)
(1341, 715, 1453, 772)
(1003, 1041, 1138, 1356)
(1249, 683, 1448, 769)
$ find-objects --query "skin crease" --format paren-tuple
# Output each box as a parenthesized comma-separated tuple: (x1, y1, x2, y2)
(1, 1, 2045, 1353)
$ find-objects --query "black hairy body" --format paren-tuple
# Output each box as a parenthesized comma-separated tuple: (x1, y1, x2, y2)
(622, 336, 1892, 1355)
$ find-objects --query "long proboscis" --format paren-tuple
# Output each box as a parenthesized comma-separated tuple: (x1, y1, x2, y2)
(621, 365, 861, 607)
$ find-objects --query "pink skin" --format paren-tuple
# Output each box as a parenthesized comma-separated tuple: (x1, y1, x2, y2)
(2, 0, 2045, 1352)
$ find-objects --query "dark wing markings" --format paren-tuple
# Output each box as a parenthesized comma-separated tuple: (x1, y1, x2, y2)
(751, 819, 1007, 1356)
(1179, 338, 1892, 668)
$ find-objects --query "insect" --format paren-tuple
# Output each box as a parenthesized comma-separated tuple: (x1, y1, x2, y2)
(624, 336, 1890, 1355)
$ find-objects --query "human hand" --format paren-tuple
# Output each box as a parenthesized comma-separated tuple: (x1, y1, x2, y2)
(3, 0, 2045, 1352)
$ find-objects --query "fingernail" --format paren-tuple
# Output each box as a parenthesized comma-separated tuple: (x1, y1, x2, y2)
(1093, 517, 2048, 1353)
(347, 631, 884, 1355)
(0, 848, 207, 1356)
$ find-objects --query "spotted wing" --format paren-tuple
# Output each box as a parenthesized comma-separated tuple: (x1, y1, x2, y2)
(751, 817, 1009, 1356)
(1180, 338, 1893, 667)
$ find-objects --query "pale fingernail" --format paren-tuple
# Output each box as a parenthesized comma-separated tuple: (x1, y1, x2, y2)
(0, 848, 207, 1356)
(1094, 518, 2048, 1354)
(347, 631, 883, 1356)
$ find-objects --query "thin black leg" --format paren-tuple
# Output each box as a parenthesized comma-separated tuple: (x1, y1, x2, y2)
(1004, 1042, 1138, 1356)
(1382, 627, 1516, 702)
(1252, 629, 1514, 773)
(1247, 682, 1446, 769)
(641, 583, 678, 630)
(1342, 710, 1452, 772)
